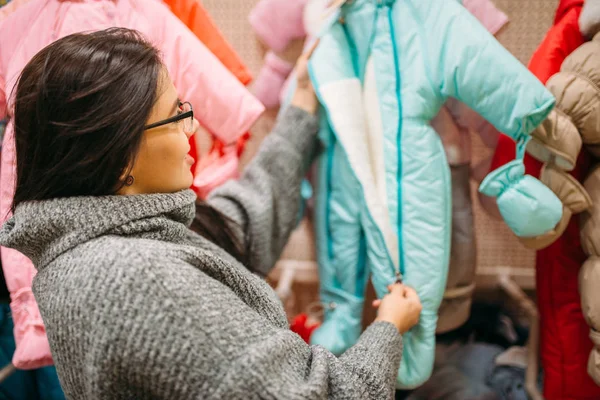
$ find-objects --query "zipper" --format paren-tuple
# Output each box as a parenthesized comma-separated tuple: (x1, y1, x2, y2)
(337, 1, 403, 284)
(356, 231, 368, 293)
(326, 135, 336, 260)
(384, 3, 405, 283)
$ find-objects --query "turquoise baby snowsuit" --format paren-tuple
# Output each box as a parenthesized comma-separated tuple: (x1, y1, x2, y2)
(302, 0, 556, 389)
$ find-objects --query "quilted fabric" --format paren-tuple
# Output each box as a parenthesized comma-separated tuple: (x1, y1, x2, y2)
(488, 0, 600, 398)
(307, 0, 553, 389)
(527, 108, 582, 171)
(479, 158, 562, 238)
(518, 163, 592, 250)
(581, 165, 600, 384)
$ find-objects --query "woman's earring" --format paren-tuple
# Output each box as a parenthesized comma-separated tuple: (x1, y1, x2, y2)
(125, 175, 135, 186)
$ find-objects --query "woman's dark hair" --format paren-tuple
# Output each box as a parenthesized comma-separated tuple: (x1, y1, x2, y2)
(12, 28, 246, 262)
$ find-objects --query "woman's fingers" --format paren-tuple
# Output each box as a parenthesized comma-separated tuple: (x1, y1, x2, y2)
(403, 285, 418, 299)
(303, 38, 320, 60)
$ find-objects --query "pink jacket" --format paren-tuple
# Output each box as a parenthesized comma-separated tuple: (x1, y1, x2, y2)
(248, 0, 306, 108)
(249, 0, 308, 53)
(0, 0, 264, 370)
(0, 0, 27, 19)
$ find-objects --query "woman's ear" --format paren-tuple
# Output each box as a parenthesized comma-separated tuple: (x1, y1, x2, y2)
(116, 164, 137, 195)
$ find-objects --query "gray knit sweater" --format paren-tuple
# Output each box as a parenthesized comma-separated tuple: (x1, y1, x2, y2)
(0, 106, 403, 399)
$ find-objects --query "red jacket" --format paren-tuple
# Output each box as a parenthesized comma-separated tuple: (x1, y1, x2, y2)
(489, 1, 600, 398)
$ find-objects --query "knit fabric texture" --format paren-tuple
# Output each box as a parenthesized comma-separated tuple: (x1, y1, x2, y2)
(0, 106, 403, 399)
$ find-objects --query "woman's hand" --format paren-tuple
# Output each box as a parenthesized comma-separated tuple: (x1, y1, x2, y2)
(291, 39, 319, 115)
(373, 283, 423, 334)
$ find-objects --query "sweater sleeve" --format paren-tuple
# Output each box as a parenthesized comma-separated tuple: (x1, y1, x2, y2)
(112, 254, 403, 400)
(206, 105, 319, 276)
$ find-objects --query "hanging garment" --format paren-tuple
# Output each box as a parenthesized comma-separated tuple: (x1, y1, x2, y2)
(0, 0, 18, 19)
(523, 19, 600, 386)
(289, 313, 320, 344)
(307, 0, 555, 388)
(0, 303, 65, 400)
(163, 0, 252, 86)
(192, 143, 242, 199)
(249, 0, 308, 109)
(520, 29, 600, 250)
(414, 0, 508, 182)
(407, 343, 534, 400)
(579, 0, 600, 40)
(253, 50, 296, 109)
(249, 0, 307, 53)
(430, 0, 510, 331)
(162, 0, 255, 197)
(277, 3, 507, 333)
(486, 1, 600, 398)
(1, 0, 44, 21)
(405, 365, 501, 400)
(480, 0, 588, 220)
(461, 0, 508, 34)
(413, 306, 535, 399)
(259, 0, 509, 113)
(282, 0, 508, 175)
(279, 1, 507, 336)
(0, 0, 264, 371)
(0, 120, 4, 149)
(581, 163, 600, 385)
(433, 163, 476, 334)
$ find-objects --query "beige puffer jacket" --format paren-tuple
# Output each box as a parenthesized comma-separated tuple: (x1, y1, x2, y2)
(581, 164, 600, 385)
(524, 31, 600, 384)
(520, 32, 600, 250)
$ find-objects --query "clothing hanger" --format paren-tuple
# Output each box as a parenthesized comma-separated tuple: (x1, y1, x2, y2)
(0, 363, 16, 384)
(322, 0, 347, 20)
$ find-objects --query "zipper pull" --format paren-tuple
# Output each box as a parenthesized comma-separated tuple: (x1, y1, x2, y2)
(395, 271, 403, 284)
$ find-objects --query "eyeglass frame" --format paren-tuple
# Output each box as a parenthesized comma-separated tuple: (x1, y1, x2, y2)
(143, 101, 193, 131)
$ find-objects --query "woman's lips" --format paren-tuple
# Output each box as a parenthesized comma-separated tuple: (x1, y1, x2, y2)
(185, 154, 195, 165)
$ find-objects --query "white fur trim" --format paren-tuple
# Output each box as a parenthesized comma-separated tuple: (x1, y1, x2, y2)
(320, 77, 400, 269)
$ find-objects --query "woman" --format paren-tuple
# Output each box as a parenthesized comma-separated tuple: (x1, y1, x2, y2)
(0, 28, 422, 399)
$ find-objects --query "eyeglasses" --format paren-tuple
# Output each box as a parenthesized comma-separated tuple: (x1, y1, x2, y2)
(144, 101, 194, 133)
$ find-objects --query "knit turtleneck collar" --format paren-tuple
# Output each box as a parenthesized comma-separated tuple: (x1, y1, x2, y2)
(0, 189, 196, 269)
